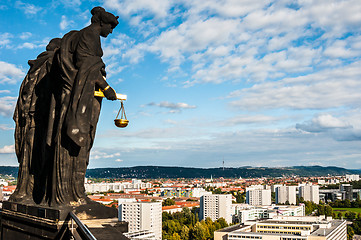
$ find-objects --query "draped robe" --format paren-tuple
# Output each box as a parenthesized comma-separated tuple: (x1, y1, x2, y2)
(11, 26, 107, 207)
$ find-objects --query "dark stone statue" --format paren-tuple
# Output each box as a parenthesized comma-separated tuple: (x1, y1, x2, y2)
(10, 6, 119, 207)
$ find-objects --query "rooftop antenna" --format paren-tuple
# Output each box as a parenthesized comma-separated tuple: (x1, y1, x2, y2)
(223, 158, 224, 171)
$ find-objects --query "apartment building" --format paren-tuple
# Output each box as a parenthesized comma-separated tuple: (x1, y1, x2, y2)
(275, 186, 297, 205)
(162, 187, 211, 198)
(85, 179, 152, 193)
(118, 199, 162, 240)
(200, 194, 232, 224)
(246, 189, 271, 206)
(345, 174, 359, 182)
(299, 184, 319, 203)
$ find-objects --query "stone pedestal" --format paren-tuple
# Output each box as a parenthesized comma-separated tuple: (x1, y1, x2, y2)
(0, 200, 128, 239)
(0, 204, 69, 240)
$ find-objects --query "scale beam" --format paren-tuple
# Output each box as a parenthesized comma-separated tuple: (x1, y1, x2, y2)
(94, 91, 127, 100)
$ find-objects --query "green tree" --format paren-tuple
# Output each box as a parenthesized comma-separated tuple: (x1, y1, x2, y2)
(325, 205, 333, 216)
(317, 204, 325, 215)
(190, 222, 209, 240)
(205, 217, 216, 240)
(163, 211, 173, 221)
(163, 198, 176, 206)
(213, 188, 223, 194)
(344, 199, 351, 208)
(346, 211, 356, 220)
(180, 225, 190, 240)
(348, 225, 355, 240)
(216, 218, 228, 229)
(170, 232, 181, 240)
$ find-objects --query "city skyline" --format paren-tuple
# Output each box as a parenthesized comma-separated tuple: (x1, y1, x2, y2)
(1, 0, 361, 169)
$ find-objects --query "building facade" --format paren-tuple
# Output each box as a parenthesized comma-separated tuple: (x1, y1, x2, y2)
(85, 179, 152, 193)
(345, 174, 360, 182)
(233, 204, 304, 224)
(340, 184, 353, 201)
(216, 216, 346, 240)
(118, 199, 162, 240)
(299, 184, 319, 203)
(246, 189, 272, 206)
(275, 186, 297, 205)
(200, 194, 232, 224)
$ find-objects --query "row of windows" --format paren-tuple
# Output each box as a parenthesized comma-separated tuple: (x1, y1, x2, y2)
(258, 231, 301, 235)
(229, 235, 262, 239)
(282, 238, 304, 240)
(258, 225, 310, 230)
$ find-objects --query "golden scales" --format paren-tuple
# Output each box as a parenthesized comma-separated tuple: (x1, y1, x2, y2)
(94, 87, 128, 128)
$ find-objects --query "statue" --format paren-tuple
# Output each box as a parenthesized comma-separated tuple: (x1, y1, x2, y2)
(10, 7, 119, 207)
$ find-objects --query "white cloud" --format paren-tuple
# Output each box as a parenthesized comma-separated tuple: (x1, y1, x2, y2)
(296, 114, 351, 133)
(113, 126, 194, 139)
(229, 61, 361, 111)
(60, 15, 74, 30)
(0, 144, 15, 154)
(60, 0, 81, 7)
(109, 0, 361, 88)
(0, 124, 13, 131)
(115, 159, 123, 162)
(223, 115, 284, 126)
(104, 0, 172, 20)
(15, 1, 42, 15)
(17, 42, 37, 49)
(19, 32, 32, 40)
(0, 61, 25, 84)
(90, 150, 121, 160)
(147, 101, 196, 113)
(0, 96, 17, 117)
(0, 33, 13, 47)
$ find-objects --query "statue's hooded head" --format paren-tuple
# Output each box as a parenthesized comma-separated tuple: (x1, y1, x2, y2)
(91, 7, 119, 37)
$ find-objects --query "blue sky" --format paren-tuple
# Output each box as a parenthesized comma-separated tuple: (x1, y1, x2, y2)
(1, 0, 361, 169)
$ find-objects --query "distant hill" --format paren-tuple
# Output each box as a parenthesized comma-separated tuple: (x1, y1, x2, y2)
(85, 165, 360, 179)
(0, 166, 18, 177)
(0, 165, 359, 179)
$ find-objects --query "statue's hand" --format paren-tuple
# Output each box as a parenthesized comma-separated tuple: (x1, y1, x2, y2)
(103, 86, 117, 100)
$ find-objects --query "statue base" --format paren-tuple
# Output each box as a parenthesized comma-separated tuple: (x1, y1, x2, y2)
(0, 200, 127, 239)
(0, 206, 69, 239)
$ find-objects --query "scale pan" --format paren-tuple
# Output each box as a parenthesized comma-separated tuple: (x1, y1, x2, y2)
(114, 119, 129, 128)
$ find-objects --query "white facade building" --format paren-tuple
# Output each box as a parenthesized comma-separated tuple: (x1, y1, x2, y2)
(215, 216, 346, 240)
(232, 204, 304, 224)
(161, 187, 211, 198)
(85, 179, 152, 193)
(0, 179, 8, 186)
(299, 184, 319, 203)
(200, 194, 232, 224)
(275, 186, 297, 205)
(346, 174, 360, 182)
(118, 199, 162, 240)
(246, 189, 271, 206)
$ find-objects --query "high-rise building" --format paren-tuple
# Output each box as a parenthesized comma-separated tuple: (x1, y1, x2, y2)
(246, 189, 271, 206)
(118, 199, 162, 240)
(275, 186, 297, 205)
(200, 194, 232, 224)
(299, 184, 319, 203)
(340, 184, 353, 201)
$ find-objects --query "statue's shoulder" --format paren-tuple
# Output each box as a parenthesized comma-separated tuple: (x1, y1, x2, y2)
(63, 30, 80, 41)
